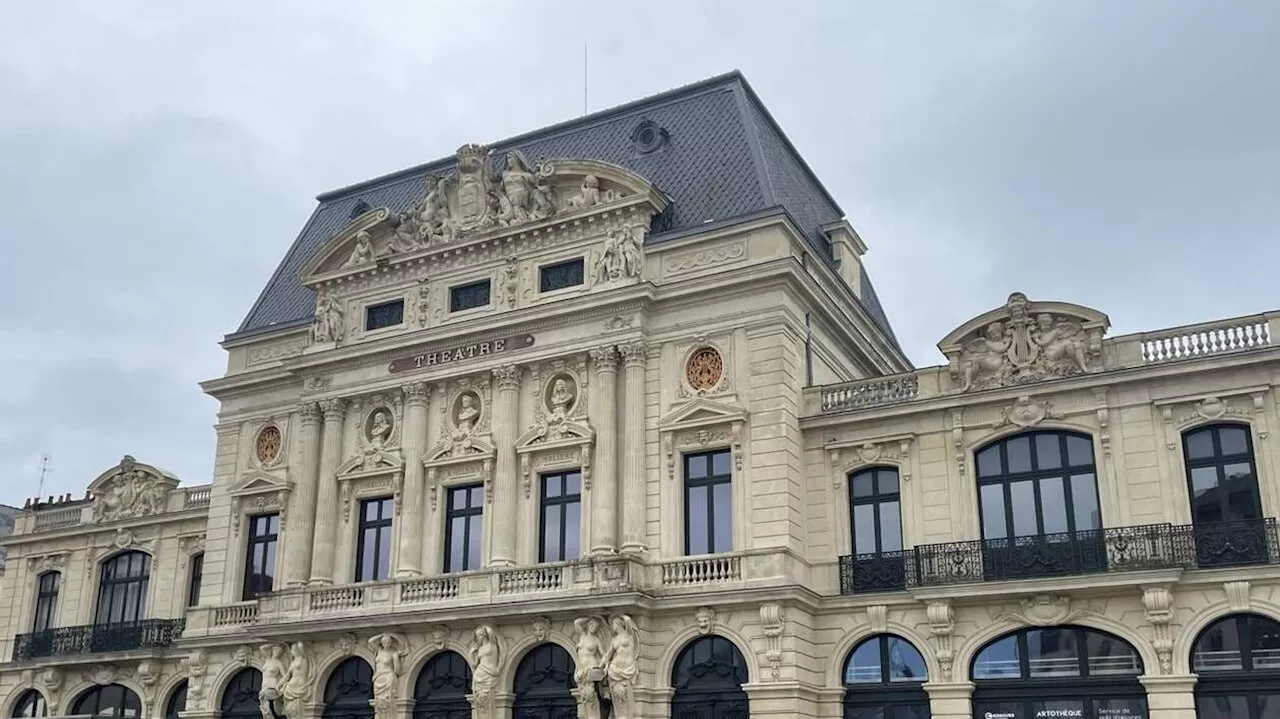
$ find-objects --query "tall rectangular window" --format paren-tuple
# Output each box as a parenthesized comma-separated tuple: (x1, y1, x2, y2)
(242, 514, 279, 600)
(364, 299, 404, 331)
(449, 280, 491, 312)
(539, 471, 582, 562)
(356, 497, 394, 582)
(444, 485, 484, 573)
(539, 258, 585, 293)
(33, 572, 60, 631)
(684, 449, 733, 555)
(186, 553, 204, 608)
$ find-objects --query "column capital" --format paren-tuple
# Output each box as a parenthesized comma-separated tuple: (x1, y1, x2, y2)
(402, 381, 431, 405)
(298, 401, 322, 425)
(319, 397, 347, 420)
(617, 340, 648, 368)
(492, 365, 521, 392)
(590, 345, 619, 372)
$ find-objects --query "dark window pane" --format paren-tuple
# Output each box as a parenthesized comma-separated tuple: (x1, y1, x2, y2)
(1032, 699, 1085, 717)
(545, 475, 562, 497)
(564, 502, 581, 560)
(973, 636, 1020, 679)
(687, 485, 708, 555)
(1086, 630, 1142, 675)
(1035, 434, 1062, 469)
(1026, 628, 1080, 677)
(449, 280, 491, 312)
(1006, 436, 1032, 473)
(879, 502, 902, 552)
(1071, 474, 1101, 531)
(469, 486, 484, 505)
(467, 517, 483, 569)
(1250, 616, 1280, 670)
(853, 504, 877, 555)
(1220, 426, 1250, 455)
(852, 471, 874, 498)
(448, 519, 466, 572)
(564, 472, 581, 495)
(1009, 480, 1037, 536)
(877, 469, 899, 495)
(543, 505, 561, 561)
(711, 450, 732, 476)
(981, 484, 1008, 539)
(1197, 696, 1248, 719)
(712, 481, 733, 552)
(1093, 698, 1146, 717)
(364, 299, 404, 331)
(1190, 466, 1220, 499)
(687, 454, 707, 479)
(1039, 477, 1068, 534)
(886, 637, 926, 682)
(976, 445, 1002, 477)
(452, 489, 467, 510)
(539, 257, 585, 292)
(1186, 429, 1215, 459)
(845, 639, 882, 683)
(1066, 434, 1094, 466)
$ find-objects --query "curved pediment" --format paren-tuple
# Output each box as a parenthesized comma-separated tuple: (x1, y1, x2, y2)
(301, 148, 669, 284)
(939, 292, 1111, 392)
(88, 455, 180, 523)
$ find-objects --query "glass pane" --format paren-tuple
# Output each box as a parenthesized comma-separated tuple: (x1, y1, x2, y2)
(971, 701, 1020, 719)
(1196, 696, 1248, 719)
(564, 502, 581, 561)
(364, 501, 378, 521)
(1194, 619, 1242, 672)
(1258, 694, 1280, 719)
(1071, 474, 1102, 531)
(452, 489, 467, 510)
(712, 450, 732, 476)
(360, 533, 376, 580)
(1220, 426, 1250, 456)
(1224, 463, 1261, 520)
(686, 485, 708, 555)
(467, 516, 483, 570)
(843, 708, 886, 719)
(1006, 436, 1032, 473)
(376, 532, 390, 580)
(1250, 616, 1280, 670)
(877, 469, 899, 495)
(981, 484, 1008, 539)
(1009, 481, 1038, 536)
(976, 445, 1002, 477)
(1032, 699, 1085, 717)
(851, 471, 874, 498)
(1185, 429, 1215, 459)
(564, 472, 581, 496)
(1190, 466, 1219, 498)
(1086, 631, 1141, 675)
(973, 636, 1020, 679)
(1066, 434, 1094, 466)
(543, 505, 561, 561)
(545, 475, 561, 498)
(1040, 477, 1068, 534)
(853, 505, 877, 555)
(1036, 433, 1062, 469)
(712, 481, 733, 552)
(687, 454, 707, 479)
(886, 637, 926, 682)
(1027, 628, 1081, 677)
(844, 638, 882, 683)
(448, 519, 465, 572)
(879, 502, 902, 552)
(1093, 697, 1145, 717)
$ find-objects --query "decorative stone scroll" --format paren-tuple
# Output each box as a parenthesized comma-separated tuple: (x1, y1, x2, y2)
(424, 378, 496, 508)
(516, 357, 594, 495)
(760, 603, 785, 681)
(88, 455, 178, 523)
(991, 395, 1063, 429)
(939, 292, 1110, 392)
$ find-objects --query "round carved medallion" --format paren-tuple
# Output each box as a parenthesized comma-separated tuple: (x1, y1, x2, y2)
(255, 426, 282, 465)
(686, 347, 724, 391)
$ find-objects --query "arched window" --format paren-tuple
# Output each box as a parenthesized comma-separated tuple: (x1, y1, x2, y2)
(974, 431, 1103, 579)
(413, 651, 472, 719)
(220, 668, 262, 719)
(671, 636, 750, 719)
(846, 467, 906, 592)
(324, 658, 374, 719)
(95, 551, 150, 625)
(71, 684, 142, 718)
(512, 643, 575, 717)
(842, 634, 929, 718)
(32, 571, 60, 632)
(165, 681, 187, 719)
(971, 626, 1144, 719)
(11, 690, 47, 718)
(1192, 613, 1280, 718)
(1183, 424, 1271, 567)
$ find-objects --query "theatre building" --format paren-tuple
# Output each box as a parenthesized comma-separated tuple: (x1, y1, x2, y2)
(1, 72, 1279, 719)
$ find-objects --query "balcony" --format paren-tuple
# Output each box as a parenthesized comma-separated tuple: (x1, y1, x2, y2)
(838, 519, 1280, 594)
(13, 619, 185, 661)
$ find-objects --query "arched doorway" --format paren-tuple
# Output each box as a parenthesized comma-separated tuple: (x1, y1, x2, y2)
(11, 690, 46, 718)
(413, 651, 472, 719)
(842, 634, 930, 718)
(70, 685, 142, 718)
(1192, 613, 1280, 718)
(671, 635, 750, 719)
(324, 658, 375, 719)
(970, 626, 1145, 718)
(220, 668, 262, 719)
(512, 643, 575, 719)
(165, 681, 188, 719)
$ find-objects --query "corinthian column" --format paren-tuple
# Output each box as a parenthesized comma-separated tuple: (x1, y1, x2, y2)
(396, 382, 430, 578)
(618, 341, 648, 554)
(285, 402, 322, 587)
(489, 366, 521, 567)
(309, 397, 346, 585)
(590, 346, 619, 555)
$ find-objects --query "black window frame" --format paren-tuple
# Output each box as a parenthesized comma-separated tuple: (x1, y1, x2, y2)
(412, 650, 473, 719)
(1183, 423, 1263, 524)
(443, 484, 484, 573)
(841, 634, 930, 719)
(670, 635, 751, 718)
(683, 449, 733, 556)
(95, 551, 150, 626)
(539, 471, 583, 563)
(32, 571, 59, 632)
(220, 668, 263, 719)
(323, 657, 375, 719)
(1192, 613, 1280, 719)
(71, 684, 142, 719)
(975, 430, 1102, 540)
(364, 299, 405, 332)
(848, 466, 904, 555)
(242, 513, 280, 600)
(512, 643, 576, 716)
(164, 681, 188, 719)
(355, 497, 394, 583)
(538, 257, 585, 293)
(11, 689, 47, 718)
(448, 279, 491, 313)
(186, 552, 204, 608)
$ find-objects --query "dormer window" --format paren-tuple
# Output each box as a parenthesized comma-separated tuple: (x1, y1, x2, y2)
(365, 299, 404, 331)
(450, 280, 492, 313)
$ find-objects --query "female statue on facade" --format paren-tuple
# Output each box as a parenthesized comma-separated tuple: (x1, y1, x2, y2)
(469, 625, 501, 698)
(281, 642, 312, 719)
(604, 615, 639, 719)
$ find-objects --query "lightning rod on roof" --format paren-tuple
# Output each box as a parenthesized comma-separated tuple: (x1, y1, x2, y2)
(36, 453, 50, 502)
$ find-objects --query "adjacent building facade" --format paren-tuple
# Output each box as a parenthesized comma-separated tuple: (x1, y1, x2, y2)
(0, 72, 1277, 719)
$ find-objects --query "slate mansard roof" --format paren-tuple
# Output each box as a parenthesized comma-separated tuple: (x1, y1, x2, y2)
(232, 71, 900, 347)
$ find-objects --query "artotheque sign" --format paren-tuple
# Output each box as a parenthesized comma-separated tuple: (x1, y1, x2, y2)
(388, 334, 535, 373)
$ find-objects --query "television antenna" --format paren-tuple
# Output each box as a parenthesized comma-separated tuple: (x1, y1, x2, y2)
(36, 454, 50, 501)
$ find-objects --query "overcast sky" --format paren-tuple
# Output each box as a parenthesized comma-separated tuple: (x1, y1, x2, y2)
(1, 1, 1276, 505)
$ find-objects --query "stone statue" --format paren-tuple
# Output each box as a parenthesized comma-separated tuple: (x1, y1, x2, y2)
(568, 174, 601, 209)
(498, 151, 538, 226)
(594, 233, 622, 284)
(417, 174, 454, 243)
(313, 296, 345, 344)
(530, 178, 556, 220)
(604, 616, 639, 719)
(258, 644, 287, 719)
(594, 227, 643, 284)
(1035, 313, 1090, 373)
(342, 231, 375, 268)
(469, 626, 500, 705)
(617, 227, 643, 280)
(368, 410, 393, 447)
(368, 633, 407, 719)
(455, 393, 480, 433)
(549, 377, 575, 416)
(572, 617, 608, 719)
(281, 642, 312, 719)
(92, 459, 169, 523)
(959, 321, 1011, 392)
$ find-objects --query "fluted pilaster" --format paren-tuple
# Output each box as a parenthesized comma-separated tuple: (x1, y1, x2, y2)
(396, 382, 431, 578)
(590, 346, 619, 555)
(618, 340, 648, 554)
(489, 366, 521, 567)
(309, 397, 347, 585)
(285, 402, 322, 587)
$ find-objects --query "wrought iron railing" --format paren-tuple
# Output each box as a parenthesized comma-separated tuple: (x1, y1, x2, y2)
(13, 618, 185, 660)
(839, 519, 1279, 594)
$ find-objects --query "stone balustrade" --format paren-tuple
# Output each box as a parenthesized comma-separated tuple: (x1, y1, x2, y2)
(31, 505, 83, 532)
(184, 485, 212, 509)
(211, 601, 259, 627)
(1137, 314, 1272, 364)
(658, 553, 743, 586)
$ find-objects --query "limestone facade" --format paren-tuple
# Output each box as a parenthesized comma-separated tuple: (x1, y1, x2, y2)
(1, 106, 1278, 719)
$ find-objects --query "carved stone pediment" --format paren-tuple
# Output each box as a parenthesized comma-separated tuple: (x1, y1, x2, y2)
(300, 153, 668, 284)
(939, 292, 1110, 393)
(88, 455, 179, 523)
(826, 434, 916, 487)
(341, 470, 403, 522)
(228, 472, 293, 535)
(657, 398, 747, 481)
